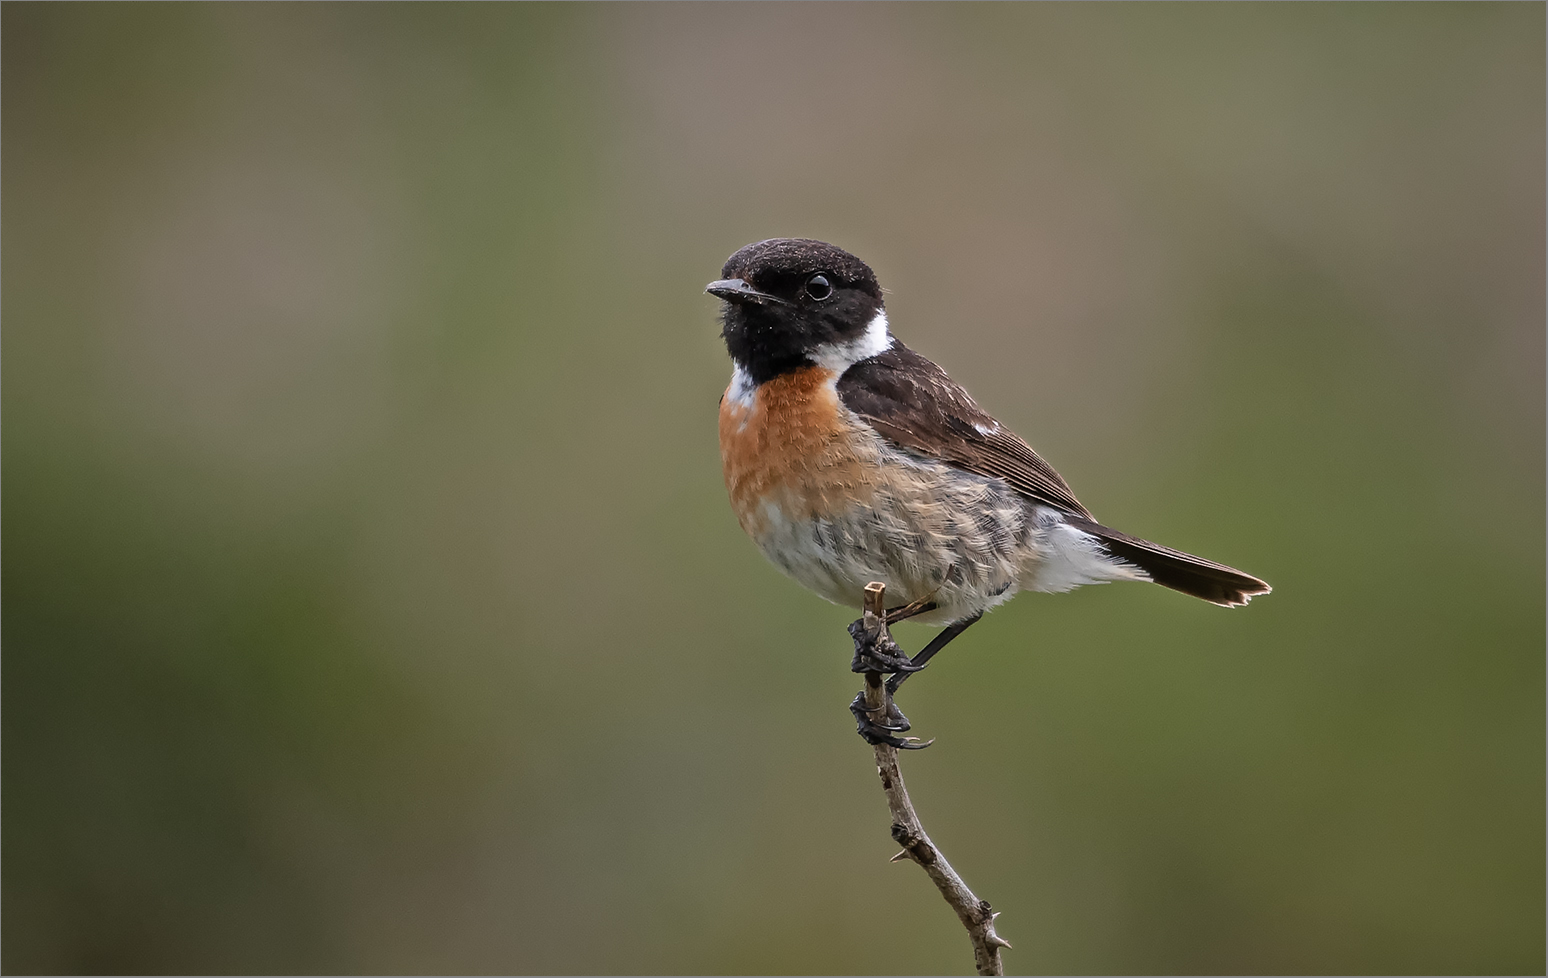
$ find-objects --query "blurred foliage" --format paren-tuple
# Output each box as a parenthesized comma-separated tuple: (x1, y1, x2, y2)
(3, 4, 1543, 974)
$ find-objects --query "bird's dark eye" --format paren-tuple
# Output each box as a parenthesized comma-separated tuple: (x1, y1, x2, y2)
(805, 274, 833, 301)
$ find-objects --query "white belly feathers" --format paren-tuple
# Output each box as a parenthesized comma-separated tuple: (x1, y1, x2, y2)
(719, 344, 1143, 626)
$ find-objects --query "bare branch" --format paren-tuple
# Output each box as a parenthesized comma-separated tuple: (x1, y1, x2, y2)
(857, 581, 1011, 976)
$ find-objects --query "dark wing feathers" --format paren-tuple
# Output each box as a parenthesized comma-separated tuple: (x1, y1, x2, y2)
(836, 344, 1094, 519)
(837, 343, 1271, 607)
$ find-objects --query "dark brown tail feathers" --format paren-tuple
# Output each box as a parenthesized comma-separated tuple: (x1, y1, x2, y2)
(1067, 517, 1271, 608)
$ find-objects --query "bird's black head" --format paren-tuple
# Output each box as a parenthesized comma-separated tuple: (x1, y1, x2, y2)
(707, 238, 887, 385)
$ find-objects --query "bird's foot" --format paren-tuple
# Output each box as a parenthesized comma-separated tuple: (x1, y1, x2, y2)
(849, 692, 930, 749)
(848, 616, 926, 676)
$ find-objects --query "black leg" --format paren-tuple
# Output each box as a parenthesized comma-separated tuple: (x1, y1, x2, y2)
(886, 613, 982, 696)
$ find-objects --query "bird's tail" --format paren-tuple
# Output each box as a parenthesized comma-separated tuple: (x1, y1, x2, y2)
(1067, 517, 1271, 607)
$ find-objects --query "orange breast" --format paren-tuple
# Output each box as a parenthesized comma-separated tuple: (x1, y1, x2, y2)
(719, 366, 880, 538)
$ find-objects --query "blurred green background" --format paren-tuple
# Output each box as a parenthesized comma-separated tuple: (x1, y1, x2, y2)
(4, 3, 1543, 974)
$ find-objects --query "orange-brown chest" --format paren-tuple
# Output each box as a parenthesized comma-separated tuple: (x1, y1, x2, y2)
(719, 366, 879, 537)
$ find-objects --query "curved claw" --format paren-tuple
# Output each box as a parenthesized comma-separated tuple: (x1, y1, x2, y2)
(861, 727, 934, 750)
(853, 653, 919, 676)
(858, 726, 923, 749)
(850, 692, 929, 747)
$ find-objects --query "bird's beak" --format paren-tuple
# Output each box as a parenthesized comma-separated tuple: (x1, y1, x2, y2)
(705, 278, 789, 306)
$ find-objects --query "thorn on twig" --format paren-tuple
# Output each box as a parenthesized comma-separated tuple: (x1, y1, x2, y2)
(890, 849, 910, 863)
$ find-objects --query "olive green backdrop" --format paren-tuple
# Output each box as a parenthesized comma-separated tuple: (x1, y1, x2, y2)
(4, 3, 1543, 974)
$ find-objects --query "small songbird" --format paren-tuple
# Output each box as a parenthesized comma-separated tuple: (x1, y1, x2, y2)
(709, 238, 1269, 746)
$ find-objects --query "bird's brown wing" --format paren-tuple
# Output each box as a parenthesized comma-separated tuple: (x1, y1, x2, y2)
(836, 342, 1095, 520)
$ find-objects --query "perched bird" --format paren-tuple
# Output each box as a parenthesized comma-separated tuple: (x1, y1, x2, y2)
(709, 238, 1269, 746)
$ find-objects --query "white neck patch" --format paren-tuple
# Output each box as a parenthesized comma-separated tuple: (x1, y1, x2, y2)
(726, 364, 757, 410)
(810, 309, 894, 373)
(727, 308, 892, 406)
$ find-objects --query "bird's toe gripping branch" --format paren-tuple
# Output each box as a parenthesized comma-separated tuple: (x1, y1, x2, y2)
(849, 691, 928, 749)
(848, 593, 933, 749)
(848, 615, 925, 676)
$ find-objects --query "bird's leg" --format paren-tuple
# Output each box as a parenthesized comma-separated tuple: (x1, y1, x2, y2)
(869, 614, 983, 737)
(850, 602, 979, 746)
(847, 596, 938, 674)
(885, 613, 983, 697)
(848, 590, 932, 749)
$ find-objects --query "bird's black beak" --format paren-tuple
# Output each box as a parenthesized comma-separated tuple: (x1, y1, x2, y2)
(705, 278, 789, 306)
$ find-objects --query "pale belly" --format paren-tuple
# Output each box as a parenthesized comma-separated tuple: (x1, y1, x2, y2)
(743, 451, 1041, 624)
(718, 364, 1131, 625)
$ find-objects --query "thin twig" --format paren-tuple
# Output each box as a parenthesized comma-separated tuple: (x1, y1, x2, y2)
(858, 581, 1012, 976)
